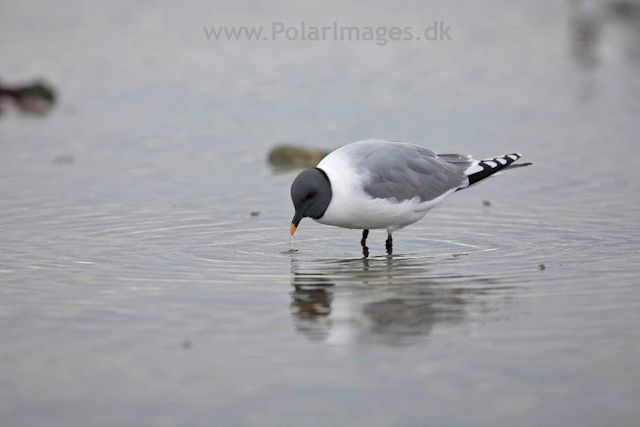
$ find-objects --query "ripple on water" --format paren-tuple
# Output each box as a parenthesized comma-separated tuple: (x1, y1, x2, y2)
(2, 201, 635, 292)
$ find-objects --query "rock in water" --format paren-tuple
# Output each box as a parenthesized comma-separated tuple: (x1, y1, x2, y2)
(268, 144, 331, 169)
(0, 79, 56, 115)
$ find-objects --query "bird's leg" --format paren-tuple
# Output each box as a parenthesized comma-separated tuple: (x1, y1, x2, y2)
(361, 229, 370, 258)
(385, 230, 393, 254)
(361, 229, 369, 246)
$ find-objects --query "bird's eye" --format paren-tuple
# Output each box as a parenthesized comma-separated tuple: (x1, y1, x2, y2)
(305, 192, 315, 200)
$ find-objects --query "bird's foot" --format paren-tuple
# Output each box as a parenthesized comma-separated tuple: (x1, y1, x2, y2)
(385, 233, 393, 254)
(362, 245, 369, 258)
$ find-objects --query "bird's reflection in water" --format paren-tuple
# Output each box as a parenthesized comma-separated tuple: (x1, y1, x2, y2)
(289, 270, 334, 341)
(290, 254, 501, 345)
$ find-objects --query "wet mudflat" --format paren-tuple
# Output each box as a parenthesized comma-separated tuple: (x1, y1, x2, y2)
(1, 1, 640, 426)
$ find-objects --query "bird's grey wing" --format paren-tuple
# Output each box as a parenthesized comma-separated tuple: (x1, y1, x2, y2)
(437, 153, 475, 168)
(353, 142, 468, 202)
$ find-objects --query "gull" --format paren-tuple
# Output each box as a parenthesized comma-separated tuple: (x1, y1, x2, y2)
(290, 139, 531, 252)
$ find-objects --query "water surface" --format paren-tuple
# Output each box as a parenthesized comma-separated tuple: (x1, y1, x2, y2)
(1, 0, 640, 425)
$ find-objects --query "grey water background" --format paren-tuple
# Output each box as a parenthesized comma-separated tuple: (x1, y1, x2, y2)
(2, 0, 640, 425)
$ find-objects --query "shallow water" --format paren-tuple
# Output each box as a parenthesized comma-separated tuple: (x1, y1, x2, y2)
(2, 0, 640, 425)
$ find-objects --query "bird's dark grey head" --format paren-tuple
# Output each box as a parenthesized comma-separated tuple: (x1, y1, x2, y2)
(290, 167, 332, 233)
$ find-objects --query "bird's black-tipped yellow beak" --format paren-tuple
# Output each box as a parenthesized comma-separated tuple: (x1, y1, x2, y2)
(291, 210, 304, 235)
